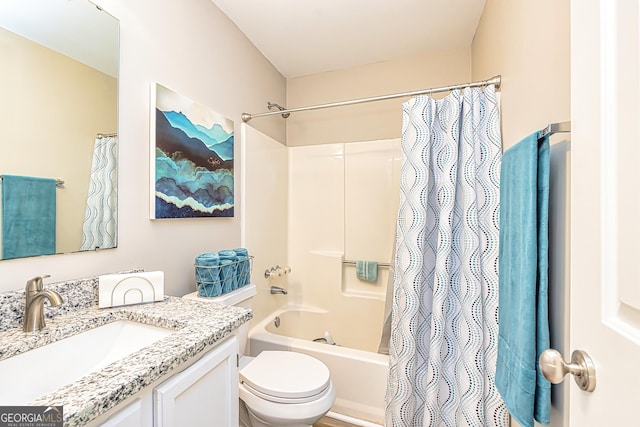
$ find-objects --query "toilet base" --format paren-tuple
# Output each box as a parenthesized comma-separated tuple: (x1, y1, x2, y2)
(240, 400, 313, 427)
(239, 399, 251, 427)
(239, 380, 334, 427)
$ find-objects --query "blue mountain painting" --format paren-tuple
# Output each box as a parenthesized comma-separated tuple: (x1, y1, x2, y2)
(154, 108, 234, 218)
(164, 111, 234, 160)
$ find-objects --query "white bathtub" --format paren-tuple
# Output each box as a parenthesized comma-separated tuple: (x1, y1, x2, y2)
(248, 306, 388, 426)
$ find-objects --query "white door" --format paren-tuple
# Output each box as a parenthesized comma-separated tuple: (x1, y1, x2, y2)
(569, 0, 640, 425)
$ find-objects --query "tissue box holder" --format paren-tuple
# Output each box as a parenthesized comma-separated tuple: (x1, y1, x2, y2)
(98, 271, 164, 308)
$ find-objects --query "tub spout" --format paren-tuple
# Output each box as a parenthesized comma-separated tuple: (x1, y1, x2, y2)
(270, 286, 287, 295)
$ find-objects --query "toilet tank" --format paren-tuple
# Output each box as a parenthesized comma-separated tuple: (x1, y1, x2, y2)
(183, 283, 256, 355)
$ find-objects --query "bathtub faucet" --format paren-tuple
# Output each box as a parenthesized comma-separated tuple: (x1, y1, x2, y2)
(270, 286, 288, 295)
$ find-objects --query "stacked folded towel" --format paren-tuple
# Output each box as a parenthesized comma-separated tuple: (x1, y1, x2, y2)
(195, 253, 222, 297)
(195, 248, 251, 297)
(234, 248, 250, 288)
(218, 250, 238, 293)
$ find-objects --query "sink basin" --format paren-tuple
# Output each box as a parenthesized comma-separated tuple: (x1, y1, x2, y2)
(0, 320, 173, 404)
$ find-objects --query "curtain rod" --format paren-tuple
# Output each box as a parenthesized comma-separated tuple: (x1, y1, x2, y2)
(96, 132, 118, 138)
(241, 75, 501, 123)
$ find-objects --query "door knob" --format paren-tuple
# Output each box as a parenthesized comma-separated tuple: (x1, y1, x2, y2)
(539, 349, 596, 392)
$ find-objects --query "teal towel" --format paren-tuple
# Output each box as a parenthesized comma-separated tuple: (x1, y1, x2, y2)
(495, 132, 551, 427)
(218, 249, 238, 291)
(1, 175, 56, 259)
(219, 258, 237, 293)
(233, 247, 250, 288)
(195, 253, 221, 297)
(356, 260, 378, 282)
(218, 249, 237, 261)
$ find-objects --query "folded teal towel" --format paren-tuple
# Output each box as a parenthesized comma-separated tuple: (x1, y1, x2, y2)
(218, 249, 238, 291)
(233, 248, 248, 257)
(196, 252, 219, 266)
(356, 260, 378, 282)
(219, 258, 237, 293)
(233, 247, 250, 288)
(2, 175, 56, 259)
(218, 249, 237, 261)
(195, 253, 221, 297)
(495, 132, 551, 427)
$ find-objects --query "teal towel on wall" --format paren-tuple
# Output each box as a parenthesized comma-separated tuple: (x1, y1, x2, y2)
(356, 260, 378, 282)
(495, 132, 551, 427)
(1, 175, 56, 259)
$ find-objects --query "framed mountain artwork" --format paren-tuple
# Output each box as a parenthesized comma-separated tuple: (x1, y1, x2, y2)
(150, 83, 234, 219)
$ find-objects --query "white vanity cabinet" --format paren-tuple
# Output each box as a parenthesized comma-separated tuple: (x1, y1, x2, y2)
(96, 335, 238, 427)
(98, 395, 153, 427)
(154, 335, 239, 427)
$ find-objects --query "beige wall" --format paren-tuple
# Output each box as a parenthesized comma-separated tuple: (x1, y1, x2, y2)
(0, 27, 117, 255)
(0, 0, 286, 294)
(472, 1, 571, 426)
(286, 48, 472, 146)
(472, 0, 570, 149)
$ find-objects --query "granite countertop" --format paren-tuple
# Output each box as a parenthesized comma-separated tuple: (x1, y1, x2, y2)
(0, 296, 252, 426)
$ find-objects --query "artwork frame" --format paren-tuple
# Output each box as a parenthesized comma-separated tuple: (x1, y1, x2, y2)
(150, 83, 234, 219)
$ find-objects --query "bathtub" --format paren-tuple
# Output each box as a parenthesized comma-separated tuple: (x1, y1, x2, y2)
(248, 306, 388, 426)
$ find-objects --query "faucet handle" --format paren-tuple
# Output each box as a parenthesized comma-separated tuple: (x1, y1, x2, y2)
(25, 275, 51, 293)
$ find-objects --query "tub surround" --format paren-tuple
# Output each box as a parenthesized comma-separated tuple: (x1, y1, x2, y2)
(0, 275, 252, 426)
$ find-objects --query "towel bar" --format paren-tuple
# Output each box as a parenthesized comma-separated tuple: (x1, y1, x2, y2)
(342, 260, 391, 268)
(0, 176, 64, 188)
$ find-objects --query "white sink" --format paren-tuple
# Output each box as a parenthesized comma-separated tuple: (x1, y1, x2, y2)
(0, 320, 173, 404)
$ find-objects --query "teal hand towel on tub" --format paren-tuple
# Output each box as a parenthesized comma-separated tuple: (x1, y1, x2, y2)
(356, 260, 378, 282)
(1, 175, 56, 259)
(495, 132, 551, 427)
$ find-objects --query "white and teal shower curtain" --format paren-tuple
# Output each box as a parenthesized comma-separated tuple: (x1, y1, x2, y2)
(385, 85, 509, 426)
(80, 135, 118, 251)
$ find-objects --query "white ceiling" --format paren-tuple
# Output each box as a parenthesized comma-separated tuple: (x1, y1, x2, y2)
(211, 0, 487, 78)
(0, 0, 119, 77)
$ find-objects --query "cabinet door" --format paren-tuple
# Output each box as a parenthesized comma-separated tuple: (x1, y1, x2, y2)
(99, 395, 153, 427)
(154, 336, 238, 427)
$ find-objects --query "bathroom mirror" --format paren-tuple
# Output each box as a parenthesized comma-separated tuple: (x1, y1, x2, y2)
(0, 0, 119, 260)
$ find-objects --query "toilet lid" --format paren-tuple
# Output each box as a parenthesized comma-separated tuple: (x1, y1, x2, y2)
(239, 351, 330, 400)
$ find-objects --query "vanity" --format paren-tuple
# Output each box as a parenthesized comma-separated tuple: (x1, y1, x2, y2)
(0, 276, 251, 427)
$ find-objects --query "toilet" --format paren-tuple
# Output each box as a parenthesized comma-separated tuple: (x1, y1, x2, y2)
(183, 284, 336, 427)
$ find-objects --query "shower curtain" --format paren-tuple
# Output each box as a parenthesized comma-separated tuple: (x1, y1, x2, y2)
(385, 85, 509, 426)
(80, 135, 118, 251)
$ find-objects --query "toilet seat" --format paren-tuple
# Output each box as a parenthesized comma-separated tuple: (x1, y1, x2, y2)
(240, 351, 331, 404)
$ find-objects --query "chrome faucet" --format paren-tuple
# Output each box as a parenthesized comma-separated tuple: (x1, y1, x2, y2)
(270, 286, 288, 295)
(23, 275, 64, 332)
